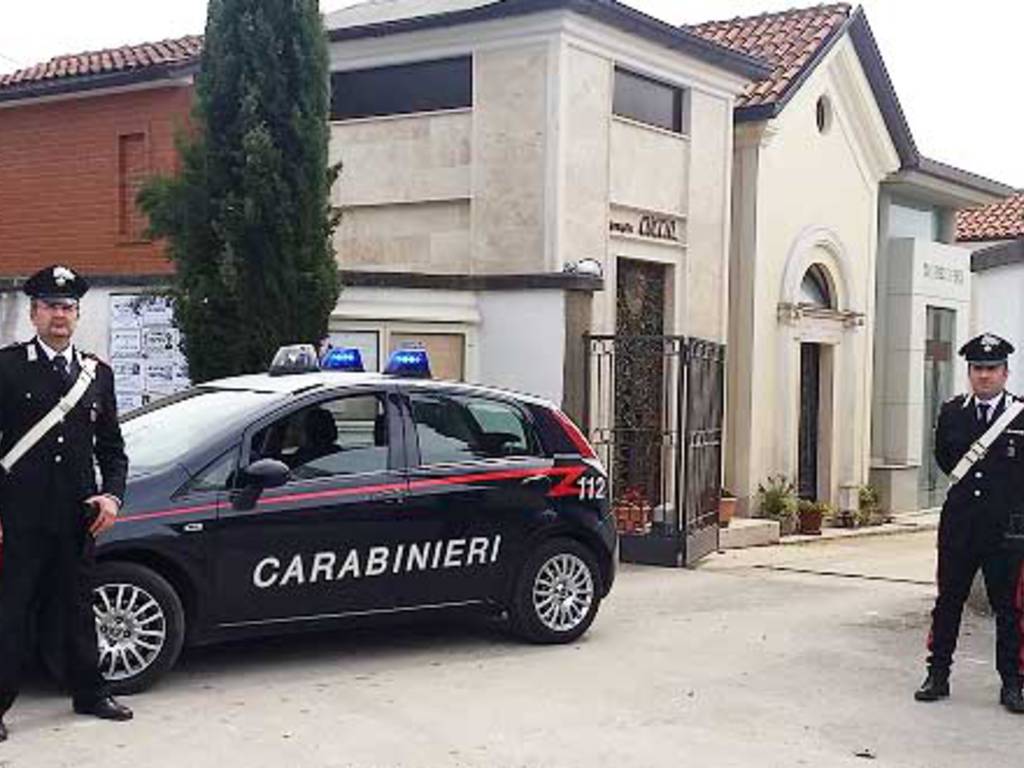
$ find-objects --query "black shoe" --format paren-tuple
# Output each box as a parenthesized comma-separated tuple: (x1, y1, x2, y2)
(914, 672, 950, 702)
(73, 696, 133, 721)
(0, 719, 7, 742)
(1000, 685, 1024, 714)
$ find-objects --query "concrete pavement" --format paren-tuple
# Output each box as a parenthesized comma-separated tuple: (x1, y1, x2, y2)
(1, 530, 1019, 768)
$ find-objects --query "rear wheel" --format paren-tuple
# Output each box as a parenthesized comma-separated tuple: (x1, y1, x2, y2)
(509, 538, 603, 644)
(91, 562, 185, 694)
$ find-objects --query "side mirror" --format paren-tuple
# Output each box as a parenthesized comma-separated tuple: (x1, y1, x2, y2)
(243, 458, 291, 489)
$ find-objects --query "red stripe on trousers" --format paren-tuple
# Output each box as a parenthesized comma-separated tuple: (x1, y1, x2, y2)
(927, 555, 942, 652)
(1016, 559, 1024, 676)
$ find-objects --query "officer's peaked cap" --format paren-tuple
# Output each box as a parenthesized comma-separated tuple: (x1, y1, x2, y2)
(23, 265, 89, 301)
(959, 333, 1014, 366)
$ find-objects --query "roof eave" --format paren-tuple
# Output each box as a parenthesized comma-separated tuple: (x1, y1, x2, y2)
(328, 0, 772, 81)
(914, 158, 1015, 201)
(846, 7, 917, 168)
(971, 238, 1024, 272)
(0, 60, 199, 105)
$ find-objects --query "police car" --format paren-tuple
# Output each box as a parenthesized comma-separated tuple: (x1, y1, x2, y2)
(89, 346, 614, 693)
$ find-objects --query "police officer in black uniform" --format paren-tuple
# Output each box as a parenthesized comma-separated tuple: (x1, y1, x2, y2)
(0, 266, 132, 742)
(915, 333, 1024, 713)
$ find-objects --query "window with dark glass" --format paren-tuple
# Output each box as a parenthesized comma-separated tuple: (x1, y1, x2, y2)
(799, 265, 833, 309)
(612, 67, 684, 133)
(409, 393, 540, 466)
(330, 57, 472, 120)
(250, 395, 389, 479)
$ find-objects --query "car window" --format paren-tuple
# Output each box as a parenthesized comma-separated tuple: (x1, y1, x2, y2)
(121, 388, 283, 477)
(250, 394, 389, 479)
(409, 393, 540, 465)
(182, 446, 240, 494)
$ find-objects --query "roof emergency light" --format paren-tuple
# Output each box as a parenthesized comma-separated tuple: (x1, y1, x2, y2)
(321, 347, 365, 372)
(384, 348, 432, 378)
(269, 344, 320, 376)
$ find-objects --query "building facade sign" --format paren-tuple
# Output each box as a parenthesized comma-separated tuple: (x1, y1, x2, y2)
(609, 212, 681, 244)
(922, 262, 965, 285)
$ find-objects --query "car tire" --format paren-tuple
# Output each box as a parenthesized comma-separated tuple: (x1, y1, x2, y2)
(91, 562, 186, 694)
(509, 537, 603, 644)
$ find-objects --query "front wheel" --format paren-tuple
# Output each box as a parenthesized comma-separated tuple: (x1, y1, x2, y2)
(91, 562, 185, 694)
(509, 538, 603, 644)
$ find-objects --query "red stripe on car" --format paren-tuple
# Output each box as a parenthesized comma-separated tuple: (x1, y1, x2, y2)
(122, 465, 593, 521)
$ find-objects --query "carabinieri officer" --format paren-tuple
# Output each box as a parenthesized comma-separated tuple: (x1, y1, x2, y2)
(0, 265, 132, 742)
(915, 332, 1024, 713)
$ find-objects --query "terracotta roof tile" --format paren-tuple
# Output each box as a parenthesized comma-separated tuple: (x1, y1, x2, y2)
(0, 35, 203, 92)
(686, 4, 851, 110)
(957, 192, 1024, 243)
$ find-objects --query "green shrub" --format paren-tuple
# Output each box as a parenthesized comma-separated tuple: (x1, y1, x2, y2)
(757, 475, 798, 532)
(858, 484, 888, 526)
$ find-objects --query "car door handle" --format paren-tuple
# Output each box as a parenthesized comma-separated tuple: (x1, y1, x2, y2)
(369, 489, 405, 505)
(521, 474, 552, 489)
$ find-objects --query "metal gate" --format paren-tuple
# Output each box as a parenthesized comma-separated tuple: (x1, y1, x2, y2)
(583, 334, 724, 567)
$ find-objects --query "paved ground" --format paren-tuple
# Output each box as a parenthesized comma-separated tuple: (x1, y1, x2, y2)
(2, 531, 1020, 768)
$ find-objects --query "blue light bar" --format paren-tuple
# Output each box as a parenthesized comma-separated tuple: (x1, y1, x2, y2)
(384, 348, 431, 378)
(321, 347, 365, 372)
(268, 344, 320, 376)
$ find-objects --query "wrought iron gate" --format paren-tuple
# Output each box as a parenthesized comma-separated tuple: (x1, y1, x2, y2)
(583, 334, 725, 567)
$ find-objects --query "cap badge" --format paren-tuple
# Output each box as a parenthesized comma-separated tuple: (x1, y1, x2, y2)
(52, 266, 76, 288)
(981, 334, 999, 352)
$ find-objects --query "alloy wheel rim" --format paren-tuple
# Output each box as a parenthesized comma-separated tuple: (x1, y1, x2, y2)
(532, 553, 594, 633)
(93, 582, 167, 681)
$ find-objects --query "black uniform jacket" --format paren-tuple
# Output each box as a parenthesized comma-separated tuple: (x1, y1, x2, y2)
(934, 392, 1024, 550)
(0, 339, 127, 535)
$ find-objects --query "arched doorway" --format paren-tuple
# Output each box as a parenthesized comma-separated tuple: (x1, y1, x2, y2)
(776, 226, 863, 511)
(796, 264, 835, 500)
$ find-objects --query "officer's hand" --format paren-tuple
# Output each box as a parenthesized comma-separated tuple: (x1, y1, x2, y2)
(86, 495, 120, 536)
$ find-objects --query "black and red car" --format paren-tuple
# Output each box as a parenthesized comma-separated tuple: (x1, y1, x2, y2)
(84, 347, 614, 692)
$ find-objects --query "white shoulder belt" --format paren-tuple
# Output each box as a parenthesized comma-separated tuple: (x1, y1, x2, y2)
(0, 358, 98, 474)
(949, 399, 1024, 486)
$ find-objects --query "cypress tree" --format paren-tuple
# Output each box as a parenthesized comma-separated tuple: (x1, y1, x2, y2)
(140, 0, 340, 382)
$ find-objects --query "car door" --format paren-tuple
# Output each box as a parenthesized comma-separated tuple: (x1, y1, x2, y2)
(211, 385, 416, 628)
(397, 387, 557, 605)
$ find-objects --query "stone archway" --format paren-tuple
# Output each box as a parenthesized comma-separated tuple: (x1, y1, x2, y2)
(775, 227, 863, 508)
(779, 225, 855, 313)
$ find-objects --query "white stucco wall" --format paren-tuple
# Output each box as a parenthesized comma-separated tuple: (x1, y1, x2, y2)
(329, 285, 567, 402)
(477, 290, 565, 402)
(972, 262, 1024, 376)
(726, 34, 900, 513)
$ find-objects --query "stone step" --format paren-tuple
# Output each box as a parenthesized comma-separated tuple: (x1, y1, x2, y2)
(719, 517, 780, 550)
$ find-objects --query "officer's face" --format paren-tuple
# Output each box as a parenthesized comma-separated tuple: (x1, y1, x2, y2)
(30, 298, 79, 347)
(968, 363, 1008, 399)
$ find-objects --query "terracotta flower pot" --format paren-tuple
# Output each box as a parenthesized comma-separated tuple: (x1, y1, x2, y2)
(798, 507, 823, 535)
(719, 496, 737, 528)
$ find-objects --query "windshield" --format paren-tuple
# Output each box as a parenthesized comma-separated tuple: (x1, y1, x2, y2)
(121, 388, 283, 476)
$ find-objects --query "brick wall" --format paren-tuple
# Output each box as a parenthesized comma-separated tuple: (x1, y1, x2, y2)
(0, 84, 193, 278)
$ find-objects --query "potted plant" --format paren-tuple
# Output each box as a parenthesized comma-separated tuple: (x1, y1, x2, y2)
(757, 475, 798, 536)
(719, 489, 737, 528)
(858, 484, 888, 526)
(797, 499, 827, 535)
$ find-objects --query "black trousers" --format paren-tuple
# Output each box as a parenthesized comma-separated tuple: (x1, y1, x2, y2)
(0, 527, 105, 713)
(927, 542, 1024, 683)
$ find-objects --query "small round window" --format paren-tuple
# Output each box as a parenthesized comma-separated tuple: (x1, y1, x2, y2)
(816, 95, 833, 134)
